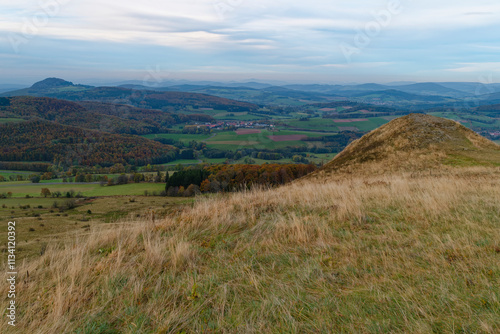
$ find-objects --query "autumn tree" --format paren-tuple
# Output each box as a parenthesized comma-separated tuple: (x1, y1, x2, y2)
(41, 188, 51, 197)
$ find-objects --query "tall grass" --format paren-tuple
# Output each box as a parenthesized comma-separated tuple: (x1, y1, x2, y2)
(3, 167, 500, 333)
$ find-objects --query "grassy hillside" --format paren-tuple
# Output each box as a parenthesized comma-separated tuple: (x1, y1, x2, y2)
(3, 113, 500, 333)
(309, 113, 500, 179)
(3, 168, 500, 333)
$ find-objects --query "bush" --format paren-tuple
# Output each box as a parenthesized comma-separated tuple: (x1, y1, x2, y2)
(30, 175, 41, 183)
(62, 199, 76, 211)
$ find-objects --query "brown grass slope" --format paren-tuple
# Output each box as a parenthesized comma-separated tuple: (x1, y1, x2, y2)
(4, 169, 500, 333)
(308, 113, 500, 180)
(2, 114, 500, 333)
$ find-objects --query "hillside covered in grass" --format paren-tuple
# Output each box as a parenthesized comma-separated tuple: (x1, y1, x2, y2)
(308, 113, 500, 180)
(3, 114, 500, 333)
(6, 168, 500, 333)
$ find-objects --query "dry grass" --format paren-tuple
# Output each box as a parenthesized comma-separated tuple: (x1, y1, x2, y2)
(310, 114, 500, 178)
(3, 167, 500, 333)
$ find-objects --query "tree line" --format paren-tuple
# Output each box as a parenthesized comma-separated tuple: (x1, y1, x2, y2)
(165, 164, 317, 196)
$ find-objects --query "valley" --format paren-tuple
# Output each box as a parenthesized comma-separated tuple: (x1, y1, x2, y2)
(1, 79, 500, 333)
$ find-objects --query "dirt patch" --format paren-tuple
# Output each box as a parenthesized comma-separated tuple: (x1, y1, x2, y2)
(268, 135, 307, 142)
(319, 108, 337, 112)
(236, 129, 262, 135)
(333, 119, 369, 123)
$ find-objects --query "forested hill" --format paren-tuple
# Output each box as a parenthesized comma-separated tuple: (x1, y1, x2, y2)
(0, 96, 214, 135)
(0, 120, 178, 166)
(1, 78, 259, 111)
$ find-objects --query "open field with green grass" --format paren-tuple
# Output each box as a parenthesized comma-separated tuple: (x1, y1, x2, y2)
(0, 196, 194, 259)
(212, 111, 265, 121)
(162, 159, 201, 166)
(0, 170, 34, 178)
(142, 133, 212, 142)
(6, 168, 500, 333)
(201, 158, 228, 164)
(0, 181, 167, 197)
(281, 117, 340, 131)
(203, 129, 337, 151)
(0, 117, 25, 124)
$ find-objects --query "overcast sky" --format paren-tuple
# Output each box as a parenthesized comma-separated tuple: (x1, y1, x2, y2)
(1, 0, 500, 85)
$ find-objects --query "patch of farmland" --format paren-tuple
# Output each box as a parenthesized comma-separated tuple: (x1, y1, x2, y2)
(235, 129, 262, 135)
(338, 126, 359, 131)
(333, 118, 369, 123)
(268, 135, 308, 142)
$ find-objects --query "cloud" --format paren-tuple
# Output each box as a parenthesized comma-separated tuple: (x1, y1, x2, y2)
(1, 0, 500, 82)
(446, 63, 500, 73)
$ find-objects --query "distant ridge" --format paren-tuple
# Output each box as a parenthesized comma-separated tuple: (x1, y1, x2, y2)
(0, 78, 259, 111)
(307, 113, 500, 178)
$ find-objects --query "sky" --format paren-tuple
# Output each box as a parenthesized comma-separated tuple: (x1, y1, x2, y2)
(1, 0, 500, 85)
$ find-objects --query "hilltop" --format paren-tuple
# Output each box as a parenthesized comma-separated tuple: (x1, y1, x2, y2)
(31, 77, 79, 89)
(308, 113, 500, 179)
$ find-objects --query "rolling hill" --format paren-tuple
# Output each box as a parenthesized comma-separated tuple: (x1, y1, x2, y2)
(0, 120, 178, 166)
(0, 96, 213, 135)
(7, 113, 500, 333)
(353, 89, 453, 103)
(391, 82, 469, 98)
(1, 78, 259, 112)
(308, 113, 500, 178)
(162, 85, 340, 105)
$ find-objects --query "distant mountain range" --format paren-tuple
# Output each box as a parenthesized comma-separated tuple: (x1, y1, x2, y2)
(1, 78, 258, 112)
(4, 77, 500, 110)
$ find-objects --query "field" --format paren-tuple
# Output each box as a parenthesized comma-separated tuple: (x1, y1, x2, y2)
(0, 117, 24, 124)
(0, 170, 34, 178)
(332, 118, 369, 122)
(282, 117, 340, 131)
(0, 181, 167, 197)
(204, 129, 335, 151)
(137, 111, 500, 166)
(235, 129, 262, 135)
(4, 168, 499, 333)
(281, 117, 390, 132)
(212, 112, 264, 121)
(0, 196, 193, 259)
(162, 159, 202, 166)
(268, 134, 308, 141)
(142, 133, 212, 142)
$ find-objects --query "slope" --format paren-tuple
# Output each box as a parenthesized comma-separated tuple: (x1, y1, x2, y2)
(6, 164, 500, 333)
(309, 113, 500, 177)
(0, 96, 215, 135)
(0, 120, 178, 166)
